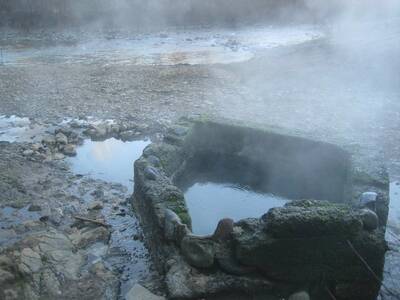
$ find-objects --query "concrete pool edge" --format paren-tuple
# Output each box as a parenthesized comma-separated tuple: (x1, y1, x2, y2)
(133, 118, 389, 299)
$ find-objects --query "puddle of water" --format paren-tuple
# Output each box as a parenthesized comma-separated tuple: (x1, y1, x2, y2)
(68, 138, 150, 192)
(184, 182, 289, 235)
(2, 25, 323, 66)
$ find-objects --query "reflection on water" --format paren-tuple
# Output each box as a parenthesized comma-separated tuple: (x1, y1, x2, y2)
(68, 138, 150, 191)
(184, 182, 289, 235)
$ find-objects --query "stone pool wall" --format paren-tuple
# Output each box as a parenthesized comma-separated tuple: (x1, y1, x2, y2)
(133, 119, 389, 299)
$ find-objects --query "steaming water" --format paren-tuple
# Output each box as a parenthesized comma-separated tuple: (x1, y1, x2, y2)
(1, 25, 323, 66)
(184, 182, 289, 235)
(68, 138, 150, 192)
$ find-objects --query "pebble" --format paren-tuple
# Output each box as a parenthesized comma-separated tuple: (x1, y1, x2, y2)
(144, 166, 158, 180)
(23, 149, 34, 156)
(359, 208, 379, 231)
(28, 204, 42, 212)
(53, 153, 65, 160)
(55, 132, 68, 144)
(62, 144, 77, 156)
(88, 201, 103, 210)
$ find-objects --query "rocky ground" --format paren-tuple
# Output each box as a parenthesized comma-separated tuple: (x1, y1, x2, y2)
(0, 22, 399, 299)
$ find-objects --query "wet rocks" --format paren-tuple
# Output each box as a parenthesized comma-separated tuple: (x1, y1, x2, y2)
(0, 227, 117, 300)
(262, 200, 363, 238)
(234, 202, 387, 298)
(85, 125, 108, 140)
(359, 208, 379, 231)
(180, 235, 215, 268)
(62, 144, 77, 156)
(83, 120, 145, 141)
(288, 291, 310, 300)
(164, 209, 188, 242)
(55, 132, 68, 144)
(212, 218, 234, 241)
(134, 120, 390, 300)
(22, 149, 34, 156)
(88, 200, 104, 210)
(28, 204, 41, 212)
(119, 130, 136, 141)
(70, 226, 110, 248)
(144, 166, 159, 180)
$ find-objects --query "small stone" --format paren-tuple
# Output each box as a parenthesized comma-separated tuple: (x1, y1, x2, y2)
(23, 149, 34, 156)
(85, 126, 107, 140)
(147, 155, 161, 167)
(31, 143, 42, 151)
(125, 283, 165, 300)
(62, 144, 77, 156)
(359, 208, 379, 230)
(164, 209, 188, 242)
(109, 124, 120, 134)
(53, 153, 65, 160)
(119, 130, 136, 140)
(88, 201, 103, 210)
(212, 218, 234, 241)
(288, 291, 310, 300)
(360, 192, 377, 208)
(144, 166, 158, 180)
(173, 126, 188, 136)
(28, 204, 42, 212)
(55, 132, 68, 145)
(91, 189, 104, 198)
(42, 136, 56, 146)
(55, 127, 73, 137)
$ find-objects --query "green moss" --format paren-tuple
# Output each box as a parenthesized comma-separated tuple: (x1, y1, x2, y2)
(177, 212, 192, 228)
(165, 193, 192, 227)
